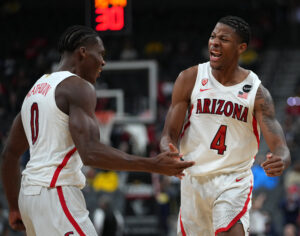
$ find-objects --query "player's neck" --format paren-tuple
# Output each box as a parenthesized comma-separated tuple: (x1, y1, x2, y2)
(56, 55, 77, 74)
(212, 65, 247, 86)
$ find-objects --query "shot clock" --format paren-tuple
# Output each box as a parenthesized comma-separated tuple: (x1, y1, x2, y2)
(91, 0, 132, 34)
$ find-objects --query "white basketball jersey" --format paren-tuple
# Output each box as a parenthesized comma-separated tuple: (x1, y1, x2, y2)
(180, 62, 261, 176)
(21, 71, 86, 188)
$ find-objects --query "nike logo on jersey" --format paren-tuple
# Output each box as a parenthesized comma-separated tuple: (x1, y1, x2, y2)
(200, 88, 212, 92)
(236, 177, 244, 182)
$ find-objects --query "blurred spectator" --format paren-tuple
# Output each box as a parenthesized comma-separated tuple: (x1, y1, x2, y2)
(283, 223, 297, 236)
(120, 39, 138, 60)
(250, 193, 269, 235)
(123, 124, 148, 156)
(286, 79, 300, 117)
(93, 194, 124, 236)
(92, 171, 119, 193)
(283, 115, 298, 152)
(1, 1, 300, 235)
(144, 41, 164, 58)
(239, 46, 259, 71)
(284, 162, 300, 190)
(156, 176, 171, 235)
(280, 185, 300, 226)
(250, 193, 278, 236)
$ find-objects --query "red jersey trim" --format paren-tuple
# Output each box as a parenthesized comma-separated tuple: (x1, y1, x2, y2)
(180, 209, 187, 236)
(180, 105, 194, 138)
(215, 180, 253, 235)
(57, 186, 86, 236)
(50, 147, 77, 188)
(252, 116, 260, 149)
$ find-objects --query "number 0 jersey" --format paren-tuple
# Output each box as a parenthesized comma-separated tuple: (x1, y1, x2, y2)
(180, 62, 261, 176)
(21, 71, 86, 188)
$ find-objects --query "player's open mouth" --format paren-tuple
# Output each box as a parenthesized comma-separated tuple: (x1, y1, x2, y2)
(210, 51, 222, 61)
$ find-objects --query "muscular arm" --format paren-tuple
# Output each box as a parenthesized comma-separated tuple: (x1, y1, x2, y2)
(1, 113, 28, 230)
(254, 84, 291, 176)
(160, 66, 197, 152)
(59, 77, 193, 176)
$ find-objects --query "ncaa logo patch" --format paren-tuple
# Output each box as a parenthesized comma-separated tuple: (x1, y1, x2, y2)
(201, 78, 208, 86)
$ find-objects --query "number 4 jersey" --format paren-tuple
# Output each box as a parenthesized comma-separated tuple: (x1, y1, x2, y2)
(179, 62, 261, 176)
(21, 71, 86, 188)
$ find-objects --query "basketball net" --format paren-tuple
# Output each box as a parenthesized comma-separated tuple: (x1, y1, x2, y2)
(95, 111, 116, 145)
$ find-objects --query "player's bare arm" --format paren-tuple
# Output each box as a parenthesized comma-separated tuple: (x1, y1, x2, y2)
(254, 84, 291, 177)
(1, 113, 28, 231)
(160, 66, 198, 153)
(57, 76, 194, 176)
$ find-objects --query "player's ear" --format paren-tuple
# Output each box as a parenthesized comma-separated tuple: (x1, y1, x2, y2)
(78, 46, 87, 59)
(238, 43, 247, 54)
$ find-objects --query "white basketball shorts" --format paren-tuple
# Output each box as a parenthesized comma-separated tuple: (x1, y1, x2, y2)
(19, 184, 97, 236)
(178, 169, 253, 236)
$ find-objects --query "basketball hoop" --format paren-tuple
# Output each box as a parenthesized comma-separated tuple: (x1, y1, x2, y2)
(95, 111, 116, 145)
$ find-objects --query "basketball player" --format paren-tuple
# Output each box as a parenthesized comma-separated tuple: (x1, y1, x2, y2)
(160, 16, 291, 236)
(1, 25, 194, 235)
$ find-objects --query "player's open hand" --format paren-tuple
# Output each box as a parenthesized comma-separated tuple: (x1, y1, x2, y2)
(152, 145, 194, 177)
(9, 210, 25, 231)
(261, 153, 285, 177)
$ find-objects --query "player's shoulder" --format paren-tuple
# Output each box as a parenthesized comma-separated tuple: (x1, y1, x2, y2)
(60, 75, 94, 92)
(176, 65, 199, 87)
(238, 66, 260, 82)
(173, 65, 199, 99)
(255, 83, 270, 100)
(57, 75, 96, 104)
(179, 61, 210, 79)
(179, 65, 198, 78)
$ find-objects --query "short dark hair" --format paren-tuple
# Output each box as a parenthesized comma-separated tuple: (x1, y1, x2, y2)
(58, 25, 99, 54)
(218, 16, 251, 45)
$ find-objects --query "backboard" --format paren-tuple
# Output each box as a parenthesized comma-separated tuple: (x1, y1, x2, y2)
(96, 60, 158, 124)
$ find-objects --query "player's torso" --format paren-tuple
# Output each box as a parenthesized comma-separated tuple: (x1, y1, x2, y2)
(21, 71, 85, 188)
(180, 62, 261, 176)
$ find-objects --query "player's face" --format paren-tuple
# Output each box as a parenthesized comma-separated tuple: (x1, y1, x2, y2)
(208, 23, 246, 70)
(80, 37, 106, 84)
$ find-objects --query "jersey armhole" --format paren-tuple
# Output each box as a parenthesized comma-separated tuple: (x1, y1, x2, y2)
(250, 76, 262, 116)
(190, 64, 202, 102)
(51, 74, 78, 119)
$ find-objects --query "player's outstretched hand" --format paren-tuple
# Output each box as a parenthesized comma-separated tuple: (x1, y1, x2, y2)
(9, 210, 25, 231)
(261, 153, 285, 177)
(152, 145, 194, 177)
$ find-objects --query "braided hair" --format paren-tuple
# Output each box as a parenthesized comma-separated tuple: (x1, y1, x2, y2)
(218, 16, 251, 45)
(58, 25, 99, 54)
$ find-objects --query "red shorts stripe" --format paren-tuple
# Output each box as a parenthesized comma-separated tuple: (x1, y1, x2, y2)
(215, 180, 253, 235)
(50, 147, 77, 188)
(180, 209, 187, 236)
(57, 186, 86, 236)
